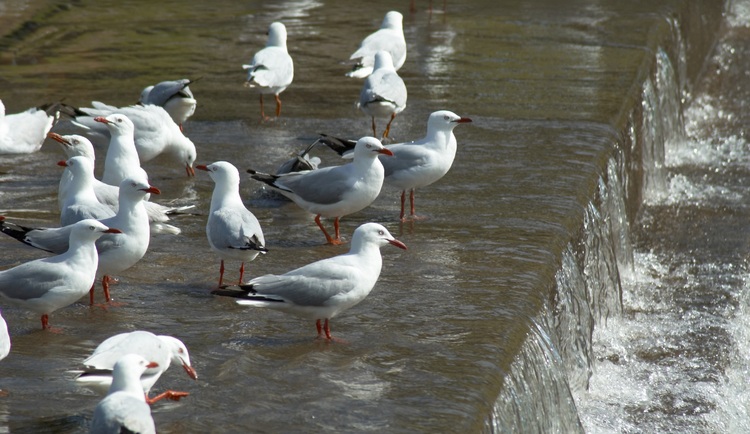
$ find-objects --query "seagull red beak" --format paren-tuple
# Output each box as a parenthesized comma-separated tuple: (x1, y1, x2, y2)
(142, 186, 161, 195)
(388, 239, 407, 250)
(186, 164, 196, 177)
(455, 117, 472, 123)
(57, 160, 68, 167)
(47, 132, 70, 147)
(94, 116, 111, 124)
(195, 164, 209, 171)
(103, 228, 123, 234)
(377, 148, 394, 156)
(183, 362, 198, 380)
(146, 361, 159, 369)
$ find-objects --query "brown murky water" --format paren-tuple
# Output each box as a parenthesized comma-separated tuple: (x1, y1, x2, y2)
(0, 0, 723, 432)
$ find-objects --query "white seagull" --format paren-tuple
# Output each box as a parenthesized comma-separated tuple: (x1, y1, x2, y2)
(49, 132, 188, 235)
(248, 137, 392, 245)
(212, 222, 407, 341)
(346, 11, 406, 79)
(243, 21, 294, 121)
(139, 78, 198, 128)
(76, 330, 197, 404)
(89, 354, 157, 434)
(70, 104, 197, 177)
(58, 156, 116, 227)
(0, 219, 120, 330)
(358, 51, 407, 139)
(197, 161, 267, 288)
(0, 99, 58, 154)
(0, 173, 159, 304)
(321, 110, 473, 220)
(92, 114, 144, 187)
(0, 310, 9, 361)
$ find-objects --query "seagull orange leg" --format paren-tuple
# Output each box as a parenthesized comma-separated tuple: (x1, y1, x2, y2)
(314, 215, 342, 245)
(409, 189, 427, 220)
(383, 113, 397, 139)
(275, 94, 282, 117)
(89, 284, 96, 305)
(41, 314, 49, 330)
(238, 262, 245, 284)
(102, 275, 111, 303)
(218, 260, 225, 288)
(371, 117, 377, 137)
(259, 94, 270, 122)
(400, 191, 407, 221)
(316, 319, 324, 338)
(333, 217, 341, 243)
(146, 391, 190, 405)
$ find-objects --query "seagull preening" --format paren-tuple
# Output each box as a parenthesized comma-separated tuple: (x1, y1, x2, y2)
(76, 330, 197, 404)
(358, 51, 407, 139)
(346, 11, 406, 79)
(212, 222, 407, 341)
(197, 161, 268, 288)
(68, 104, 197, 177)
(0, 99, 59, 154)
(0, 219, 120, 330)
(321, 110, 472, 221)
(248, 137, 392, 245)
(243, 22, 294, 121)
(139, 78, 198, 129)
(89, 354, 158, 434)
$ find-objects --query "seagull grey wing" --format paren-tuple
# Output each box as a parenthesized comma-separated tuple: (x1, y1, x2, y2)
(84, 331, 165, 369)
(370, 72, 407, 107)
(249, 269, 357, 307)
(144, 79, 192, 106)
(23, 226, 72, 254)
(209, 209, 265, 251)
(0, 260, 71, 301)
(275, 166, 355, 205)
(381, 144, 431, 177)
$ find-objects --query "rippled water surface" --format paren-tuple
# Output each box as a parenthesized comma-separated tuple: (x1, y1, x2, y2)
(0, 0, 730, 432)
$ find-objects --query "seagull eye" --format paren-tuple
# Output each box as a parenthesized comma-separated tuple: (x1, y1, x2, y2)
(131, 182, 137, 188)
(89, 225, 95, 231)
(378, 230, 384, 235)
(72, 139, 79, 145)
(366, 144, 372, 149)
(444, 115, 450, 121)
(116, 118, 122, 123)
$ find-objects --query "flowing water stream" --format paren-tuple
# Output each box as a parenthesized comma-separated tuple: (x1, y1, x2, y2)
(0, 0, 745, 432)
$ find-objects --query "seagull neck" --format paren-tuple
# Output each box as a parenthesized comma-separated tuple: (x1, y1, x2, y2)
(211, 183, 242, 210)
(108, 368, 145, 398)
(426, 129, 456, 150)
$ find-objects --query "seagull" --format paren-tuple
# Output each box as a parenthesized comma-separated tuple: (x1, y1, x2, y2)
(69, 104, 197, 177)
(0, 310, 9, 361)
(243, 22, 294, 121)
(320, 110, 473, 220)
(274, 139, 321, 175)
(196, 161, 268, 288)
(91, 114, 144, 187)
(0, 99, 59, 154)
(358, 51, 407, 139)
(248, 137, 392, 245)
(49, 132, 188, 235)
(89, 354, 157, 434)
(0, 219, 120, 330)
(0, 173, 158, 304)
(58, 156, 116, 227)
(212, 222, 406, 341)
(346, 11, 406, 78)
(139, 78, 198, 128)
(76, 331, 197, 404)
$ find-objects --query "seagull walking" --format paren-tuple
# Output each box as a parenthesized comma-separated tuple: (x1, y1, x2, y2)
(358, 51, 407, 139)
(76, 331, 197, 404)
(197, 161, 267, 287)
(213, 222, 406, 341)
(248, 137, 392, 245)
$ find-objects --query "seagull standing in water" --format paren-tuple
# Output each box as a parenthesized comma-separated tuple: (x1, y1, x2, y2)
(346, 11, 406, 78)
(89, 354, 157, 434)
(212, 223, 406, 341)
(243, 22, 294, 121)
(0, 220, 120, 330)
(358, 51, 407, 139)
(248, 137, 392, 245)
(197, 161, 267, 288)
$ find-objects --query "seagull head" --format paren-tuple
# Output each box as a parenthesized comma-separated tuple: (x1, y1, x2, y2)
(159, 335, 198, 380)
(352, 136, 393, 160)
(95, 114, 135, 136)
(181, 137, 197, 177)
(382, 11, 403, 30)
(427, 110, 473, 133)
(58, 155, 95, 181)
(119, 175, 160, 200)
(196, 161, 240, 187)
(47, 132, 96, 160)
(266, 22, 288, 48)
(71, 219, 122, 243)
(352, 222, 407, 250)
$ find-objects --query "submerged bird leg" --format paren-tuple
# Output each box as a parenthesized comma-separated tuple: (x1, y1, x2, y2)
(314, 215, 342, 245)
(146, 390, 190, 405)
(102, 275, 112, 302)
(333, 217, 341, 243)
(324, 319, 332, 340)
(371, 117, 377, 137)
(383, 113, 397, 139)
(400, 191, 407, 221)
(274, 94, 282, 117)
(41, 314, 50, 330)
(218, 260, 225, 288)
(409, 189, 427, 220)
(259, 94, 270, 122)
(238, 262, 245, 284)
(89, 283, 96, 305)
(316, 319, 323, 338)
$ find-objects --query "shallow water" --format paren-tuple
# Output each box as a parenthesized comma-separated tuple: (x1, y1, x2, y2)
(0, 0, 735, 432)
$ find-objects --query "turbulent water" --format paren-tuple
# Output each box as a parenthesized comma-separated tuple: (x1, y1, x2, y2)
(0, 0, 744, 432)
